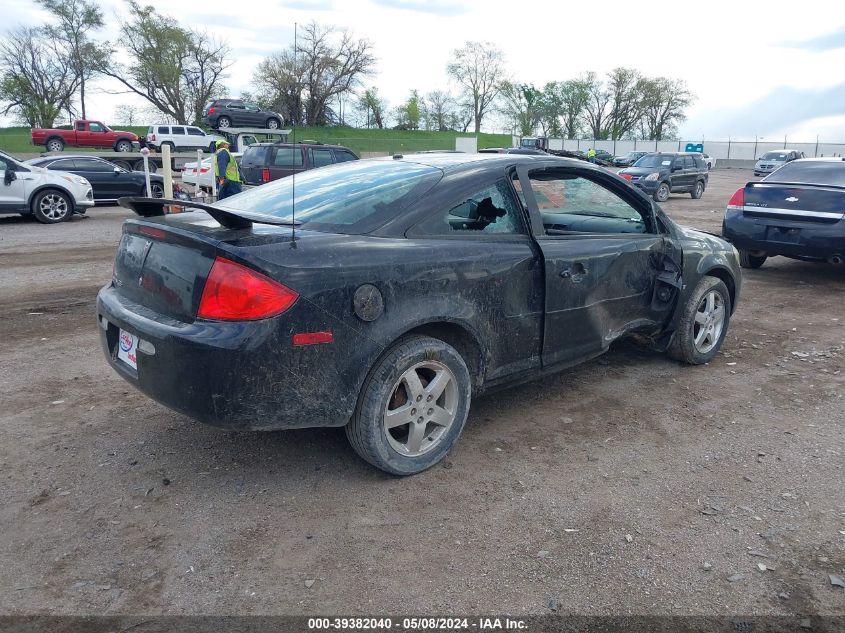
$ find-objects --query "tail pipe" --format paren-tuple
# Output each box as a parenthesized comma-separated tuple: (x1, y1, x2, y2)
(828, 254, 843, 265)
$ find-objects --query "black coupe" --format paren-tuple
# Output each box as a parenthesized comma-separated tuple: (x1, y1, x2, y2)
(723, 158, 845, 268)
(97, 154, 742, 475)
(26, 155, 164, 202)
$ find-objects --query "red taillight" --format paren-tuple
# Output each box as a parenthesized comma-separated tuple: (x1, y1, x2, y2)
(200, 167, 209, 173)
(197, 257, 298, 321)
(150, 134, 156, 141)
(727, 187, 745, 210)
(262, 168, 270, 183)
(621, 173, 632, 181)
(208, 107, 216, 114)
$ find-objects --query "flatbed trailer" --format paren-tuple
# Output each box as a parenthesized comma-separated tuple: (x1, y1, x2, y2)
(36, 150, 209, 173)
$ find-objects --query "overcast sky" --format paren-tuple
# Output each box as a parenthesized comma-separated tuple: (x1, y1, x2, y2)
(6, 0, 845, 140)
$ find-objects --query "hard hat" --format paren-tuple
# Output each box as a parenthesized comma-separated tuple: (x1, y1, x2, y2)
(215, 139, 230, 148)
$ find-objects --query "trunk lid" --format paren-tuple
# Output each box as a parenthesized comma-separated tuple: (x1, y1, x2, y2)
(742, 182, 845, 223)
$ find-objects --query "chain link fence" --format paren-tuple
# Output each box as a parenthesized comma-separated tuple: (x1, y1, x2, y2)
(552, 138, 845, 160)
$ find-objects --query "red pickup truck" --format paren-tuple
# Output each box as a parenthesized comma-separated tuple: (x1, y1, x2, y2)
(31, 120, 141, 153)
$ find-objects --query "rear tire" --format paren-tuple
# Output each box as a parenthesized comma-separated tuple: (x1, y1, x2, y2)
(739, 250, 767, 269)
(150, 183, 164, 198)
(691, 180, 704, 199)
(653, 182, 670, 202)
(668, 276, 731, 365)
(45, 138, 64, 152)
(217, 116, 232, 129)
(346, 335, 471, 475)
(31, 189, 73, 224)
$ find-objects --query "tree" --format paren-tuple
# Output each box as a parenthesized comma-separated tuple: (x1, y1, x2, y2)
(36, 0, 107, 119)
(356, 87, 387, 129)
(114, 103, 139, 125)
(99, 1, 230, 124)
(582, 72, 611, 139)
(295, 22, 376, 126)
(394, 89, 422, 130)
(253, 51, 306, 126)
(640, 77, 693, 140)
(423, 90, 456, 131)
(605, 67, 646, 140)
(499, 81, 542, 136)
(0, 27, 79, 127)
(447, 41, 505, 133)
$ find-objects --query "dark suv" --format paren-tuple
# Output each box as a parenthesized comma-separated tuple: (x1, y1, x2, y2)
(239, 142, 359, 185)
(618, 152, 709, 202)
(202, 99, 284, 130)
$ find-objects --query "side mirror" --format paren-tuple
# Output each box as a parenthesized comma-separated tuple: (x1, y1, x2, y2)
(4, 168, 16, 186)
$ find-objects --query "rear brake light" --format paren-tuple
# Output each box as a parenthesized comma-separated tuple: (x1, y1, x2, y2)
(150, 134, 156, 141)
(727, 187, 745, 210)
(262, 168, 270, 183)
(621, 173, 632, 181)
(208, 107, 216, 114)
(197, 257, 298, 321)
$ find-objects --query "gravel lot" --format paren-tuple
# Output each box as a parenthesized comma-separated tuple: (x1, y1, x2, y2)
(0, 169, 843, 618)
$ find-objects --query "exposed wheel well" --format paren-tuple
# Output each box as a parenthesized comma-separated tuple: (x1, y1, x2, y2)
(704, 268, 736, 314)
(404, 322, 485, 390)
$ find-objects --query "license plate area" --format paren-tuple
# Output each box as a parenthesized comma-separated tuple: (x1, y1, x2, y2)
(117, 329, 139, 369)
(766, 226, 801, 243)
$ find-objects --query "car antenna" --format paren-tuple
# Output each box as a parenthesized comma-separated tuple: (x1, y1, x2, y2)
(290, 21, 297, 248)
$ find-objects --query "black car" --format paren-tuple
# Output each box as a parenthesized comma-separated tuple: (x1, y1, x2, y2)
(202, 99, 284, 130)
(722, 158, 845, 268)
(619, 152, 709, 202)
(26, 155, 164, 201)
(98, 154, 741, 475)
(613, 151, 649, 167)
(239, 142, 358, 185)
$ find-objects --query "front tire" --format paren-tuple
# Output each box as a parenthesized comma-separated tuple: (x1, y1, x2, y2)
(668, 276, 731, 365)
(266, 118, 280, 129)
(115, 140, 132, 152)
(150, 183, 164, 198)
(739, 250, 767, 269)
(31, 189, 73, 224)
(653, 182, 670, 202)
(346, 335, 472, 475)
(161, 142, 175, 153)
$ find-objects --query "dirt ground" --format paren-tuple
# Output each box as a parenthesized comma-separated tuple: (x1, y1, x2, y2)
(0, 169, 843, 619)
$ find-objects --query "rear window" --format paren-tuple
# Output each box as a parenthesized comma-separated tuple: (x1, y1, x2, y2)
(764, 161, 845, 186)
(241, 145, 270, 166)
(215, 160, 443, 234)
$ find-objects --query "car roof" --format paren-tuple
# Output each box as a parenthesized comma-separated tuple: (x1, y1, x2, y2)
(244, 142, 353, 150)
(790, 157, 845, 163)
(29, 155, 110, 162)
(375, 151, 581, 173)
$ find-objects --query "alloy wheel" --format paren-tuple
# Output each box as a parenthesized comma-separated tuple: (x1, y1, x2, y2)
(693, 290, 725, 354)
(39, 194, 69, 221)
(383, 361, 458, 457)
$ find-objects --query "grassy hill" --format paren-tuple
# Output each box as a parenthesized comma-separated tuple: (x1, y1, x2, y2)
(0, 125, 511, 156)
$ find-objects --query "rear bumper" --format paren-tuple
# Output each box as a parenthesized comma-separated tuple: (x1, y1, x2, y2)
(722, 209, 845, 259)
(96, 283, 359, 431)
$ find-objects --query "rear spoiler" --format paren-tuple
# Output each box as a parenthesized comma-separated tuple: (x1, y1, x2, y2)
(117, 197, 300, 230)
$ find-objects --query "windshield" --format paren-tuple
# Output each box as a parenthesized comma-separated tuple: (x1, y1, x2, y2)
(633, 155, 673, 168)
(215, 159, 443, 233)
(520, 139, 537, 147)
(761, 152, 788, 161)
(764, 161, 845, 186)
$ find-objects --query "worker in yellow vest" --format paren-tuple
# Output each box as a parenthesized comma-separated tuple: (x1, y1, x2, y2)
(214, 139, 242, 200)
(587, 148, 597, 163)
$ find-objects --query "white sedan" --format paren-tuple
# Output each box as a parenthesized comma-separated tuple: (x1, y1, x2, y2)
(181, 152, 242, 190)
